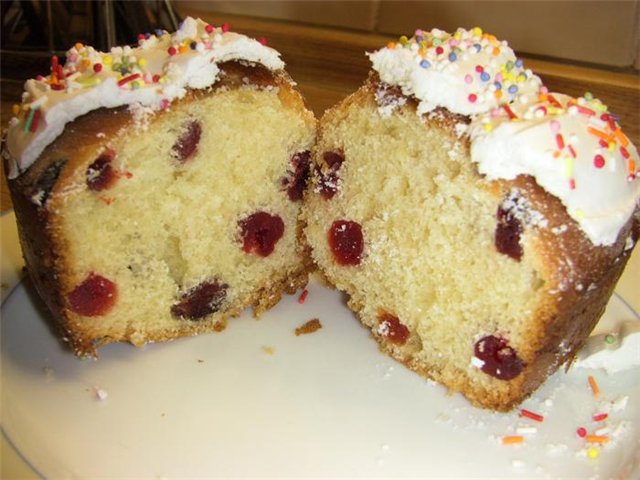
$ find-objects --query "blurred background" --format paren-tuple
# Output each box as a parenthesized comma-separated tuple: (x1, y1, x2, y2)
(179, 0, 640, 69)
(2, 1, 639, 72)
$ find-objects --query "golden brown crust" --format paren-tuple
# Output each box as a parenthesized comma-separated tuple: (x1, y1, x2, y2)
(6, 61, 315, 357)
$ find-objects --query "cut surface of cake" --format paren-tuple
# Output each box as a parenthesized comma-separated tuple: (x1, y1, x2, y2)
(302, 27, 640, 411)
(3, 17, 316, 356)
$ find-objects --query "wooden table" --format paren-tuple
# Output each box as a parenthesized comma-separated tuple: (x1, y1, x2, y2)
(1, 12, 639, 479)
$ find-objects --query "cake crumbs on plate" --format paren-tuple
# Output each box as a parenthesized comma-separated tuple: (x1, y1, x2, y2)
(295, 318, 322, 336)
(261, 345, 275, 355)
(92, 386, 108, 401)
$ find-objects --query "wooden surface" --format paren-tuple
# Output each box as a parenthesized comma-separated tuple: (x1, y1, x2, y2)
(1, 11, 639, 212)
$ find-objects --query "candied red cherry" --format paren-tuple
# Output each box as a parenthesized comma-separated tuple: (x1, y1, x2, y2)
(239, 211, 285, 257)
(86, 149, 118, 191)
(315, 150, 344, 199)
(283, 150, 311, 201)
(323, 151, 344, 169)
(172, 120, 202, 162)
(495, 206, 523, 261)
(474, 334, 524, 380)
(328, 220, 363, 266)
(68, 273, 117, 316)
(378, 312, 409, 345)
(171, 279, 228, 320)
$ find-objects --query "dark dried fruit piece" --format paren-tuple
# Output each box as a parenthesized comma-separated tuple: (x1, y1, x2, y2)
(328, 220, 363, 266)
(495, 206, 523, 261)
(30, 158, 67, 205)
(68, 273, 117, 316)
(315, 150, 344, 199)
(171, 279, 228, 320)
(172, 120, 202, 162)
(474, 334, 524, 380)
(282, 150, 311, 201)
(378, 312, 409, 345)
(86, 149, 118, 191)
(239, 211, 285, 257)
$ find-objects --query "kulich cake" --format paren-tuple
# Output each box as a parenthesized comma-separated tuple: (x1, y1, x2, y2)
(3, 17, 316, 356)
(302, 27, 640, 411)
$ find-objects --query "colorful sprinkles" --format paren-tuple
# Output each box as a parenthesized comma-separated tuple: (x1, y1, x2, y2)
(494, 378, 630, 470)
(383, 26, 539, 109)
(8, 19, 276, 140)
(477, 89, 639, 191)
(519, 408, 544, 422)
(297, 288, 309, 305)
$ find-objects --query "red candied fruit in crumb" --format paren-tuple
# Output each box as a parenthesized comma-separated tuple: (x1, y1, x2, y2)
(86, 149, 118, 191)
(474, 334, 524, 380)
(171, 280, 228, 320)
(172, 120, 202, 162)
(328, 220, 363, 266)
(378, 312, 409, 345)
(68, 273, 117, 316)
(315, 150, 344, 199)
(283, 150, 311, 201)
(495, 206, 523, 261)
(239, 211, 285, 257)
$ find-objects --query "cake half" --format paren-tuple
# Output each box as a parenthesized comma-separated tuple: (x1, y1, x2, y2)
(302, 28, 640, 410)
(3, 18, 316, 356)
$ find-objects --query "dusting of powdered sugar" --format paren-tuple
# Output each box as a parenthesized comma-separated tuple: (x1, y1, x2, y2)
(501, 189, 548, 229)
(374, 85, 406, 118)
(454, 123, 468, 138)
(377, 319, 391, 336)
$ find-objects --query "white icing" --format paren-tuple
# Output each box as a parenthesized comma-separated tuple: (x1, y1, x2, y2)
(5, 17, 284, 178)
(368, 27, 542, 116)
(471, 93, 640, 246)
(573, 321, 640, 373)
(501, 189, 548, 228)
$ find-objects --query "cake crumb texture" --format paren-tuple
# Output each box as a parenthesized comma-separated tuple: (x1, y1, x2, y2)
(302, 79, 638, 411)
(9, 63, 316, 356)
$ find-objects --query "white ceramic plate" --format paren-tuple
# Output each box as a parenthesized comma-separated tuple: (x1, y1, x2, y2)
(1, 211, 639, 480)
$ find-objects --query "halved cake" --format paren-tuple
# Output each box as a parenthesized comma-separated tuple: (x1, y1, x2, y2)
(3, 17, 316, 356)
(302, 28, 640, 410)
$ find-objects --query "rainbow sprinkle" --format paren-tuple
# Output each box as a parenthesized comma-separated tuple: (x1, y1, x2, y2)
(10, 19, 273, 141)
(386, 27, 536, 107)
(519, 409, 544, 422)
(588, 375, 600, 397)
(501, 435, 524, 445)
